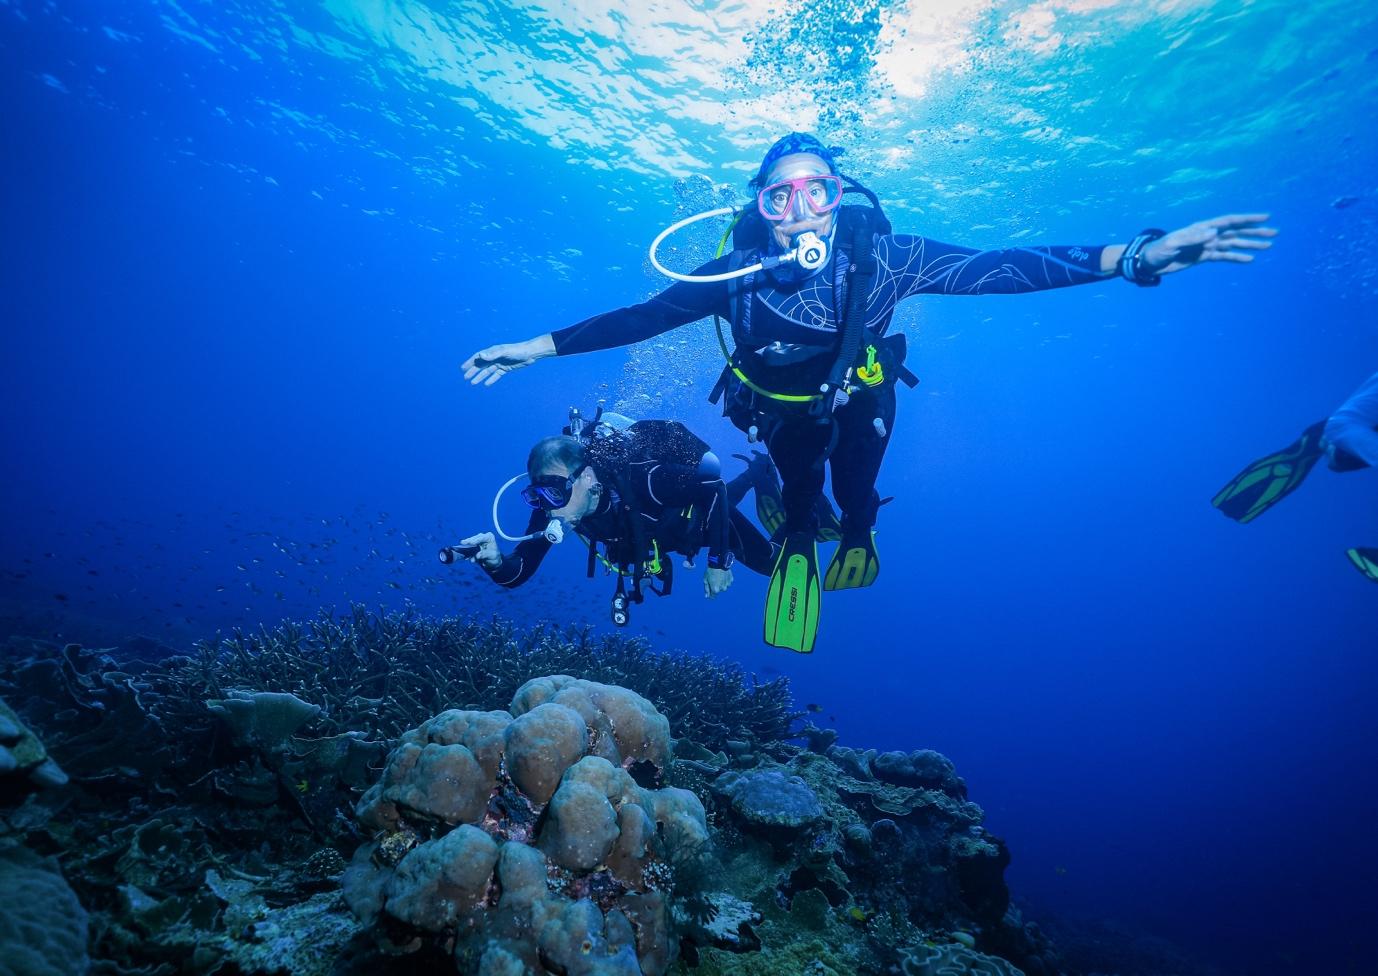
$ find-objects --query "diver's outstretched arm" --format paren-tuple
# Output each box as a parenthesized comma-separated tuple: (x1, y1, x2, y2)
(461, 334, 557, 387)
(462, 265, 730, 386)
(1105, 213, 1278, 277)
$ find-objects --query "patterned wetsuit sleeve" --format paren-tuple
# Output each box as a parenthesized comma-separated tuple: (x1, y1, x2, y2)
(482, 510, 551, 589)
(551, 255, 734, 356)
(875, 235, 1112, 305)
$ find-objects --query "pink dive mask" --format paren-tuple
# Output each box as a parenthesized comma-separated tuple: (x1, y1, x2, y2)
(756, 174, 844, 222)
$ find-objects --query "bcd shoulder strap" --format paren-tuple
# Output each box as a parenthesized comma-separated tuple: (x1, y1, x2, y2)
(819, 220, 879, 407)
(710, 249, 755, 406)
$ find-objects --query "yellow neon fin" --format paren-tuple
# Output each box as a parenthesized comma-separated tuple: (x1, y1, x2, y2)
(824, 530, 879, 591)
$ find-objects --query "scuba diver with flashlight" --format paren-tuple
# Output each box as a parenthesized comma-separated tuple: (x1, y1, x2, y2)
(462, 132, 1277, 652)
(444, 406, 820, 626)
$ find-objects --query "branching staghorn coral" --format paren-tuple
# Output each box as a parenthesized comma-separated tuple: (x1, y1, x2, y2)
(148, 607, 800, 750)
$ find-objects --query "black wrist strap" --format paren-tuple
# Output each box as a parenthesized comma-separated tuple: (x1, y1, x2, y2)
(1119, 228, 1166, 286)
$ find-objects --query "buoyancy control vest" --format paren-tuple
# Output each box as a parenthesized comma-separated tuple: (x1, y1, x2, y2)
(570, 411, 722, 625)
(707, 177, 918, 451)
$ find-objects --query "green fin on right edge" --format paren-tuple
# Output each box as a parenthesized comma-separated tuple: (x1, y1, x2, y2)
(764, 531, 820, 653)
(1212, 421, 1327, 523)
(1346, 547, 1378, 583)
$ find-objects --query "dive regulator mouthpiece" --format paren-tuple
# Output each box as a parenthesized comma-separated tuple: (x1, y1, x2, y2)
(791, 231, 828, 272)
(649, 207, 831, 283)
(493, 473, 568, 544)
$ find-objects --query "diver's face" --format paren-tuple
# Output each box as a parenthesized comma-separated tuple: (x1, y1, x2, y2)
(763, 152, 837, 251)
(541, 463, 600, 525)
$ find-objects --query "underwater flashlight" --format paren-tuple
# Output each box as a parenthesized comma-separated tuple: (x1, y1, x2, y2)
(437, 544, 482, 564)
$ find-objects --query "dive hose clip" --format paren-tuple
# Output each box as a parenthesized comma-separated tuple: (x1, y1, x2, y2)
(856, 344, 884, 387)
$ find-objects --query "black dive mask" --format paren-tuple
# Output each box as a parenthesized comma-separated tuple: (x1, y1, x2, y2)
(521, 466, 586, 511)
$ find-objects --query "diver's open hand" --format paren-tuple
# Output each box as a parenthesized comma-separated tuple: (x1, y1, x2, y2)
(1141, 214, 1277, 275)
(705, 567, 734, 599)
(461, 335, 557, 386)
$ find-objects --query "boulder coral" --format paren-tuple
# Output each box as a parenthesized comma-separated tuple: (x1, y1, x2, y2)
(345, 676, 705, 976)
(0, 845, 91, 976)
(511, 675, 673, 774)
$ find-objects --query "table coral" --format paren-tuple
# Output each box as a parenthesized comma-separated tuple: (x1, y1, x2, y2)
(205, 690, 321, 750)
(714, 769, 824, 841)
(899, 941, 1026, 976)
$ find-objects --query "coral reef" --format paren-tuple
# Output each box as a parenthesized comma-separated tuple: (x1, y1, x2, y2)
(205, 689, 323, 750)
(345, 678, 703, 975)
(0, 694, 68, 790)
(899, 940, 1026, 975)
(827, 745, 967, 798)
(4, 607, 796, 762)
(172, 609, 796, 750)
(0, 843, 90, 976)
(0, 612, 1131, 976)
(712, 769, 823, 844)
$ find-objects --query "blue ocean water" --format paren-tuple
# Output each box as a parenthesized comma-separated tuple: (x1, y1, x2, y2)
(2, 0, 1375, 972)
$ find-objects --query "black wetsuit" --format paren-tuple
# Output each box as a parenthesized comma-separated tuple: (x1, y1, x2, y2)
(553, 235, 1112, 534)
(483, 429, 776, 589)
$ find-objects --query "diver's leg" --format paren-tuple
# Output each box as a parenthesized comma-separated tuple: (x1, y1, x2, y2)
(729, 506, 777, 576)
(829, 383, 895, 528)
(726, 450, 777, 505)
(822, 385, 894, 590)
(1323, 416, 1378, 472)
(1324, 372, 1378, 469)
(725, 470, 751, 507)
(762, 414, 827, 651)
(766, 414, 830, 534)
